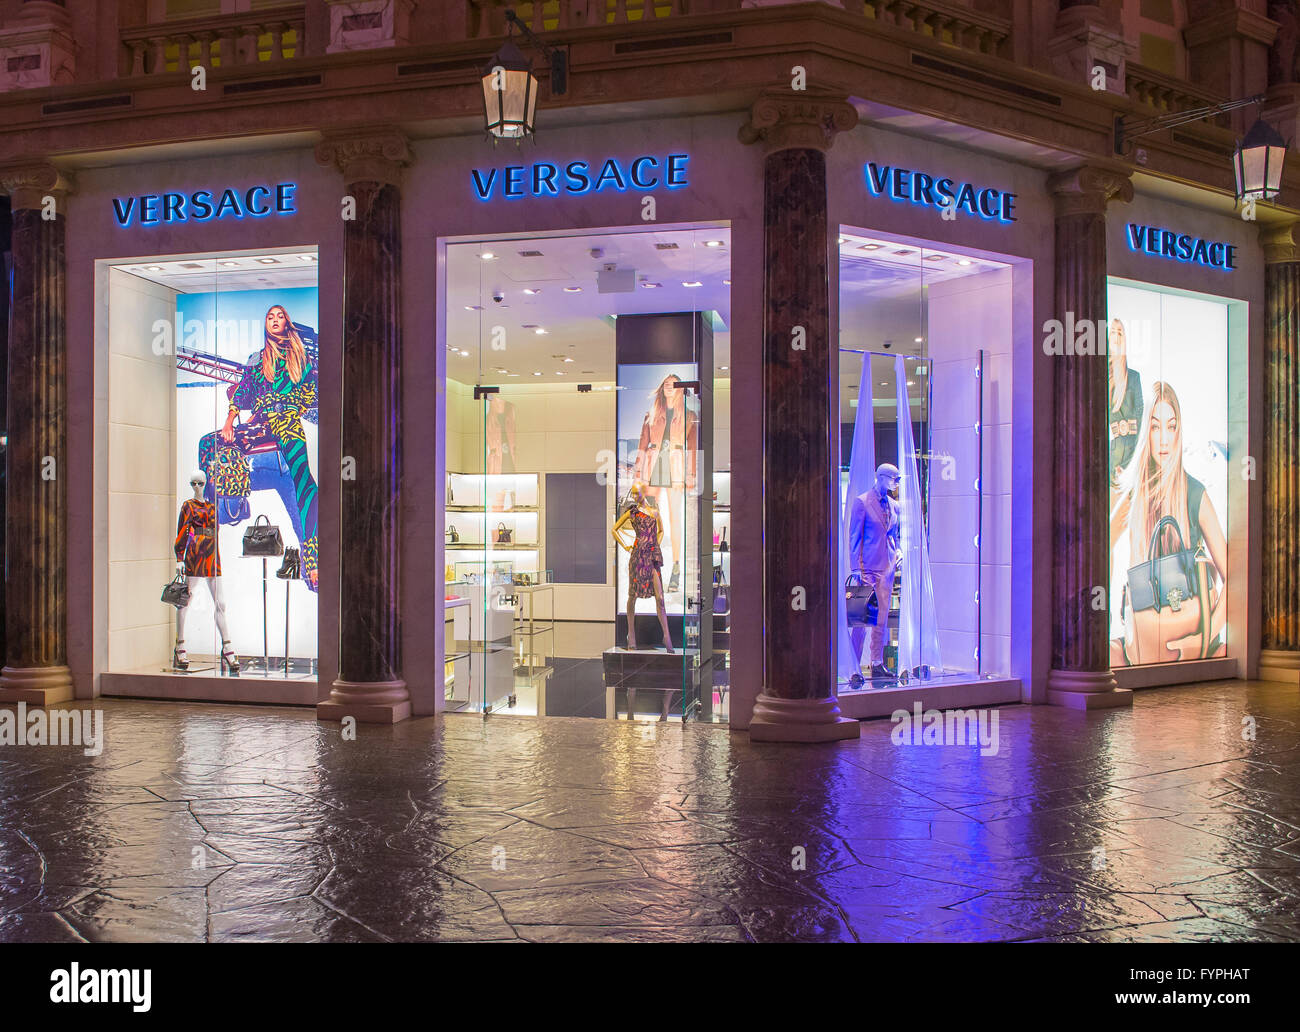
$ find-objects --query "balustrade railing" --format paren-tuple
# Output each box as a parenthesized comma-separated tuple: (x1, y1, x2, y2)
(120, 4, 306, 77)
(847, 0, 1011, 57)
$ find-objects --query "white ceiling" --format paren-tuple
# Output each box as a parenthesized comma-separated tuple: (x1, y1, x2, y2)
(445, 227, 732, 383)
(111, 251, 320, 292)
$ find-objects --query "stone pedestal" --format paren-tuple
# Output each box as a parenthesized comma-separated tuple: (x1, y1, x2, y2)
(1046, 166, 1133, 711)
(1260, 222, 1300, 686)
(0, 163, 73, 705)
(315, 130, 412, 723)
(739, 90, 860, 743)
(1046, 3, 1134, 98)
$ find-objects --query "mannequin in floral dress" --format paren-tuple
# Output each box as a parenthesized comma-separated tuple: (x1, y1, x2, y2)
(173, 470, 240, 674)
(612, 482, 673, 652)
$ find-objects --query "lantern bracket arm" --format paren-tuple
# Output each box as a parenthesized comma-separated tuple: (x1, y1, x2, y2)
(1114, 93, 1266, 155)
(503, 8, 567, 96)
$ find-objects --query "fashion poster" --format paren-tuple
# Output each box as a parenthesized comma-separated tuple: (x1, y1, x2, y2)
(616, 362, 700, 612)
(1106, 282, 1229, 666)
(175, 286, 320, 659)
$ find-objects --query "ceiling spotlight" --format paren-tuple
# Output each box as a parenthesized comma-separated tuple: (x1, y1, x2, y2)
(564, 286, 582, 293)
(219, 261, 239, 267)
(703, 239, 724, 248)
(459, 350, 469, 357)
(563, 356, 573, 363)
(533, 371, 542, 376)
(723, 279, 731, 285)
(555, 371, 565, 375)
(146, 265, 164, 272)
(957, 259, 972, 267)
(465, 305, 483, 311)
(522, 287, 540, 295)
(534, 327, 548, 335)
(720, 365, 729, 371)
(838, 236, 849, 245)
(257, 258, 279, 265)
(682, 280, 702, 288)
(480, 252, 497, 261)
(859, 244, 881, 251)
(906, 380, 915, 386)
(914, 337, 923, 343)
(298, 255, 316, 262)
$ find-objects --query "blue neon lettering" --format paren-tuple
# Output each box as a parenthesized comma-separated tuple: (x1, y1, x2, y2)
(533, 162, 559, 195)
(666, 154, 689, 187)
(191, 190, 213, 220)
(977, 188, 999, 218)
(471, 168, 498, 200)
(866, 163, 890, 194)
(933, 177, 954, 205)
(630, 156, 658, 189)
(275, 183, 296, 213)
(594, 159, 627, 192)
(245, 185, 271, 216)
(111, 197, 136, 227)
(1126, 224, 1236, 270)
(863, 164, 1016, 223)
(564, 161, 591, 193)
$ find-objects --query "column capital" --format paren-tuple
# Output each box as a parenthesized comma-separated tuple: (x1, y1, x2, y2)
(738, 88, 858, 156)
(1261, 220, 1300, 264)
(1048, 165, 1133, 218)
(315, 127, 412, 188)
(0, 161, 73, 212)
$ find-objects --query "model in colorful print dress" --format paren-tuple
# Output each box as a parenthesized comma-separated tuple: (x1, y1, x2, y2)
(218, 305, 320, 590)
(172, 470, 239, 674)
(612, 483, 674, 652)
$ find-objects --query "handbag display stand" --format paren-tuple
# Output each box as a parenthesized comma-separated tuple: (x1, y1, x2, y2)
(241, 515, 284, 675)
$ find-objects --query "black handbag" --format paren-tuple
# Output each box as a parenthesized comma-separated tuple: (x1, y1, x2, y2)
(446, 524, 459, 543)
(844, 572, 878, 626)
(495, 521, 512, 544)
(242, 514, 285, 557)
(713, 568, 730, 616)
(717, 527, 729, 553)
(161, 574, 191, 609)
(1126, 515, 1197, 613)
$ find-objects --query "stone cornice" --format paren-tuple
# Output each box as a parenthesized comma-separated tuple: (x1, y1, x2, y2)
(737, 88, 858, 156)
(1261, 221, 1300, 265)
(315, 127, 412, 188)
(1048, 165, 1133, 218)
(0, 161, 73, 211)
(1184, 9, 1279, 50)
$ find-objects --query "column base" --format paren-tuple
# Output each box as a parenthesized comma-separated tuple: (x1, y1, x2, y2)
(1259, 649, 1300, 685)
(317, 678, 412, 724)
(1046, 667, 1132, 709)
(747, 692, 861, 743)
(0, 665, 74, 705)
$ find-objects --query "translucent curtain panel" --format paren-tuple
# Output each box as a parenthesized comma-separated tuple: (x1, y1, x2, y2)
(836, 351, 878, 683)
(895, 354, 943, 675)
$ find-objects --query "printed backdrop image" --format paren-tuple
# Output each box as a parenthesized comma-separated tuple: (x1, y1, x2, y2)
(616, 362, 700, 615)
(175, 286, 320, 663)
(1106, 282, 1229, 667)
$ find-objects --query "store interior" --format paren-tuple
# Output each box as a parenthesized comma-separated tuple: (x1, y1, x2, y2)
(837, 230, 1013, 693)
(443, 226, 731, 721)
(103, 248, 320, 684)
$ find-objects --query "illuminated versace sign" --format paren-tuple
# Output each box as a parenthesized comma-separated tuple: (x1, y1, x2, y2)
(471, 154, 689, 200)
(112, 183, 298, 227)
(864, 162, 1017, 223)
(1126, 224, 1237, 270)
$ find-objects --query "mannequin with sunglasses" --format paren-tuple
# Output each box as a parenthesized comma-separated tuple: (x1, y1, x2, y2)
(173, 470, 240, 674)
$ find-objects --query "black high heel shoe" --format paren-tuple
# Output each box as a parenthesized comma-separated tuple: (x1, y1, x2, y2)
(275, 547, 299, 579)
(173, 643, 188, 671)
(220, 642, 240, 676)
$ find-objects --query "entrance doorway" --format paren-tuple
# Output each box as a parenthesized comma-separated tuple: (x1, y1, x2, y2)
(441, 226, 730, 721)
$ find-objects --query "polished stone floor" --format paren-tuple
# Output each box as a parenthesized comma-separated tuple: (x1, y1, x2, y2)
(1, 677, 1298, 943)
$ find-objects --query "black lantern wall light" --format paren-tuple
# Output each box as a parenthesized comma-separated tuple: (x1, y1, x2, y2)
(1116, 94, 1287, 203)
(482, 8, 568, 142)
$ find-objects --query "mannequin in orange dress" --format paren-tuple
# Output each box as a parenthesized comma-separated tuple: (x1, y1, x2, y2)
(173, 470, 240, 674)
(612, 482, 673, 653)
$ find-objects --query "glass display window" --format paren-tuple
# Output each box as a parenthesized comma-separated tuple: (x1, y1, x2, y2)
(837, 230, 1014, 693)
(103, 249, 320, 684)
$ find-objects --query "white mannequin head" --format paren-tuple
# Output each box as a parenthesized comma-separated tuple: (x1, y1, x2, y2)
(875, 463, 900, 498)
(189, 469, 206, 501)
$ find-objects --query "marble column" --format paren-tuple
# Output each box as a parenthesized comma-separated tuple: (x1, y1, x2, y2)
(739, 90, 860, 743)
(314, 129, 412, 723)
(1260, 221, 1300, 684)
(0, 163, 73, 705)
(1046, 166, 1133, 709)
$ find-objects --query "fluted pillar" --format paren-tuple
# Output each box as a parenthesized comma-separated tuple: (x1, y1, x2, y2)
(314, 129, 412, 723)
(1260, 221, 1300, 684)
(1046, 166, 1133, 708)
(739, 90, 860, 743)
(0, 163, 73, 704)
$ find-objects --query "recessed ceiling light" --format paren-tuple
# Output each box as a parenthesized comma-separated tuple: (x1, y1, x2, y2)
(564, 286, 582, 293)
(522, 288, 540, 295)
(508, 372, 520, 376)
(720, 365, 729, 371)
(914, 337, 923, 343)
(219, 261, 239, 267)
(641, 281, 662, 289)
(146, 265, 164, 272)
(906, 380, 915, 386)
(465, 305, 483, 311)
(682, 280, 702, 288)
(892, 249, 913, 256)
(459, 350, 469, 357)
(298, 255, 316, 262)
(924, 254, 946, 262)
(879, 381, 888, 386)
(496, 367, 508, 373)
(703, 240, 724, 248)
(533, 371, 542, 376)
(838, 236, 849, 245)
(957, 259, 972, 267)
(723, 279, 731, 285)
(555, 371, 565, 375)
(859, 244, 881, 251)
(563, 357, 573, 363)
(534, 328, 548, 335)
(480, 252, 496, 261)
(257, 258, 279, 265)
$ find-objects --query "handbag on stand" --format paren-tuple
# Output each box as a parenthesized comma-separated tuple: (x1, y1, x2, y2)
(446, 523, 459, 544)
(712, 567, 730, 617)
(242, 514, 285, 557)
(161, 574, 191, 608)
(844, 572, 878, 627)
(495, 521, 512, 544)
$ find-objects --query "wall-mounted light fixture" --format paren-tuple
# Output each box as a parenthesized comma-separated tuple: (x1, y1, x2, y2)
(482, 8, 568, 143)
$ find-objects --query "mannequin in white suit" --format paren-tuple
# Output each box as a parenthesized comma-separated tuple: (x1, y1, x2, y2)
(849, 463, 901, 679)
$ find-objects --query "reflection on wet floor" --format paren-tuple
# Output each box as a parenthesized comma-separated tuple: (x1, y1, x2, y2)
(1, 677, 1298, 942)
